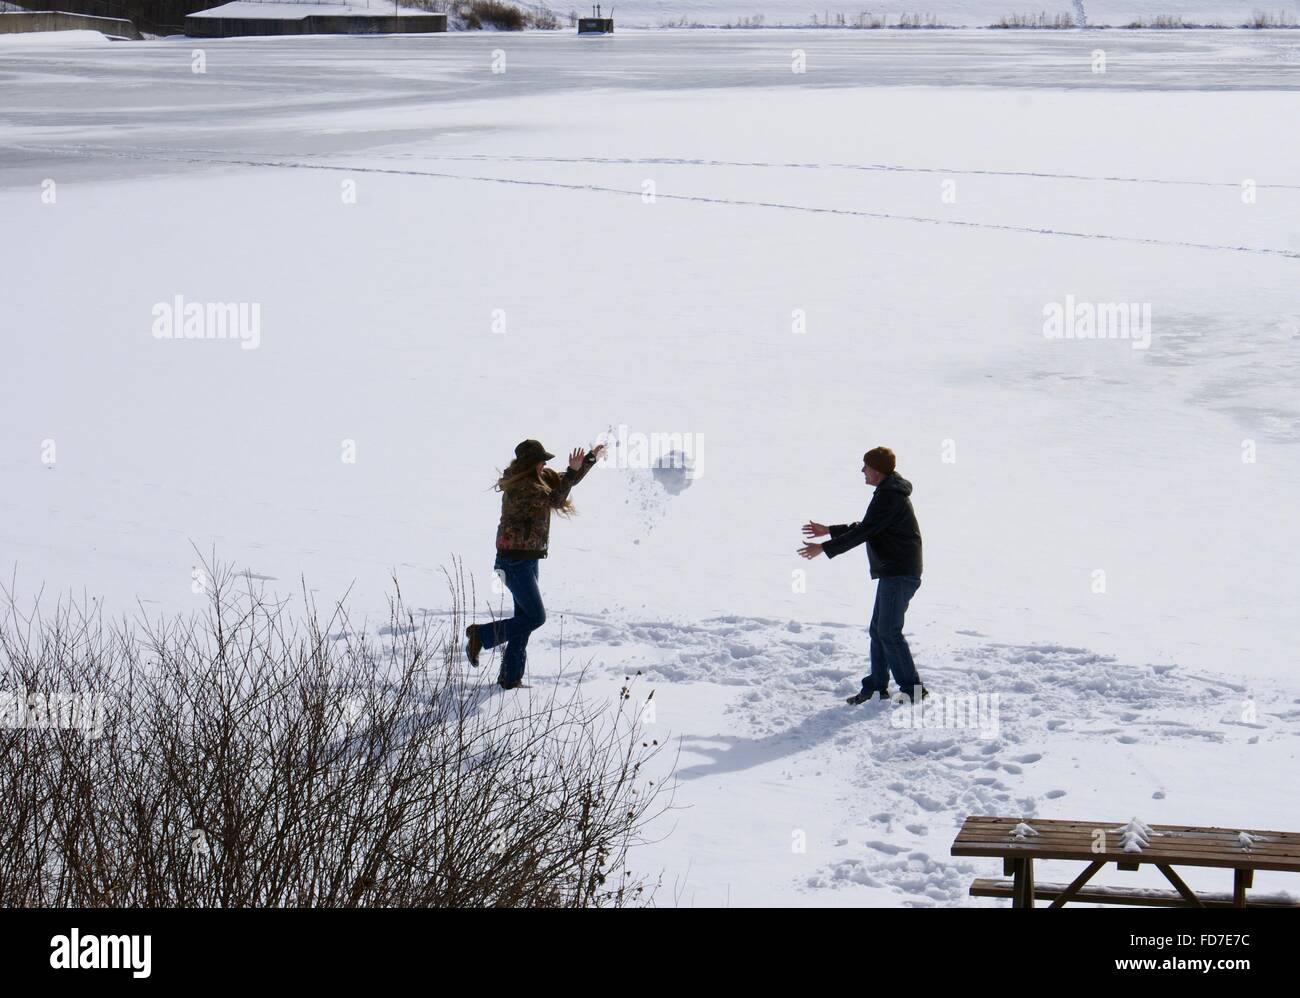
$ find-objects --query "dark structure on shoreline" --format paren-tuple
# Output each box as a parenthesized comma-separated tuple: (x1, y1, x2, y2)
(184, 4, 447, 37)
(4, 0, 446, 35)
(5, 0, 205, 33)
(577, 2, 610, 34)
(0, 9, 142, 35)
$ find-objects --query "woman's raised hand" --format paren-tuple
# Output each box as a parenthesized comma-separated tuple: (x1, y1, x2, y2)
(569, 447, 586, 471)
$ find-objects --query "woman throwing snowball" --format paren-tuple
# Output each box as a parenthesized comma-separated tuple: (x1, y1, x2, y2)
(466, 439, 605, 689)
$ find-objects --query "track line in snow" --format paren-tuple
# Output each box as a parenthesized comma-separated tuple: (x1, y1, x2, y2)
(20, 143, 1300, 261)
(28, 143, 1300, 192)
(392, 153, 1300, 193)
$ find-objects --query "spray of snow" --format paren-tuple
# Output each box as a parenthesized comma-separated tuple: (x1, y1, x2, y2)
(594, 425, 695, 538)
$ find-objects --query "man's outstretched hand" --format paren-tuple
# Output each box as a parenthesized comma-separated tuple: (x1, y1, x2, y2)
(799, 521, 828, 558)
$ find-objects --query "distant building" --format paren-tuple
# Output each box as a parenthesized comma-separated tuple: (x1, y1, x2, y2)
(577, 3, 611, 33)
(185, 2, 447, 37)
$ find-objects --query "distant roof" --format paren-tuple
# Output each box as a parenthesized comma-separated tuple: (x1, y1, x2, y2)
(189, 2, 444, 18)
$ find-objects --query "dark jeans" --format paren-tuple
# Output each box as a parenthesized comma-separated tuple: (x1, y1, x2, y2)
(478, 555, 545, 685)
(864, 575, 922, 696)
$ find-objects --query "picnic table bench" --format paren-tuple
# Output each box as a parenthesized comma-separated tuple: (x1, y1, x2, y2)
(951, 815, 1300, 908)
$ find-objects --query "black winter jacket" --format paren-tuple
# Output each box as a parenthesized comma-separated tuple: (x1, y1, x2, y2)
(822, 472, 923, 579)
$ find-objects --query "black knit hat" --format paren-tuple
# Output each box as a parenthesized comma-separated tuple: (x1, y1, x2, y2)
(515, 439, 555, 464)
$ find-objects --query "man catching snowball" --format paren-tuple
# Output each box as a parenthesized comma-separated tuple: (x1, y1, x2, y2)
(798, 446, 928, 706)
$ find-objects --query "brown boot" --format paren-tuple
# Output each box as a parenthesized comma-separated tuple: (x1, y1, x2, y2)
(465, 624, 482, 667)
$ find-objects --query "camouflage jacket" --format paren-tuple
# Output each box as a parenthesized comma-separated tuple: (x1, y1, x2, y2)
(495, 452, 598, 559)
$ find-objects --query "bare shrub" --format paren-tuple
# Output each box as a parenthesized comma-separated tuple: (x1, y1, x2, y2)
(896, 12, 949, 28)
(804, 10, 946, 27)
(1244, 9, 1298, 26)
(530, 5, 561, 29)
(852, 11, 888, 28)
(992, 11, 1075, 28)
(1122, 14, 1220, 28)
(0, 561, 670, 907)
(462, 0, 527, 29)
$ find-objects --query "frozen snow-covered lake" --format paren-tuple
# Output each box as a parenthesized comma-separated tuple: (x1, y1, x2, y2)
(2, 29, 1299, 905)
(5, 31, 1300, 131)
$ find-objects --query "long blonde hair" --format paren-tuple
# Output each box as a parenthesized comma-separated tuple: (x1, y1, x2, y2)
(494, 458, 576, 516)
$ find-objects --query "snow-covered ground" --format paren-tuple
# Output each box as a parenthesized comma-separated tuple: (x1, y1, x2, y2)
(2, 30, 1299, 905)
(0, 29, 113, 44)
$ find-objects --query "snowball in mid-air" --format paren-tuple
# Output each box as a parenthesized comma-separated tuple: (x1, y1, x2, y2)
(651, 449, 695, 496)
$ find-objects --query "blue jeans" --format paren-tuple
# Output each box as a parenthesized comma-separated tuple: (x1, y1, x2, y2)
(865, 576, 922, 696)
(479, 556, 545, 685)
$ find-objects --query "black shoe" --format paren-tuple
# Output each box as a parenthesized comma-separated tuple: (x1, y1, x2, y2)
(498, 678, 520, 690)
(895, 685, 930, 703)
(465, 624, 482, 667)
(846, 688, 891, 705)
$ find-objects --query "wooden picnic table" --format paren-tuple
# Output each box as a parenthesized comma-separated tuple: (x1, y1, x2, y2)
(951, 815, 1300, 908)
